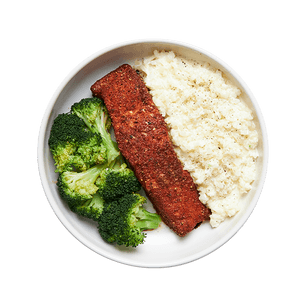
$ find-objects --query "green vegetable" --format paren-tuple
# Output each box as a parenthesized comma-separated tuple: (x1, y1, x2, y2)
(71, 98, 120, 164)
(98, 193, 161, 247)
(74, 192, 105, 221)
(49, 97, 161, 248)
(57, 164, 104, 213)
(96, 155, 141, 201)
(48, 113, 107, 172)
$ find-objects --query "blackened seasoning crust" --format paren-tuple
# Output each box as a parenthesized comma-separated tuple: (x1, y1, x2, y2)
(91, 64, 210, 237)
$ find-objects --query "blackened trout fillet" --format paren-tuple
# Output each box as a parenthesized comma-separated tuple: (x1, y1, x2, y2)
(91, 64, 210, 237)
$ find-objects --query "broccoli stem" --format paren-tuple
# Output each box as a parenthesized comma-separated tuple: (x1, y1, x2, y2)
(63, 164, 104, 194)
(81, 164, 104, 183)
(134, 208, 162, 231)
(95, 114, 120, 164)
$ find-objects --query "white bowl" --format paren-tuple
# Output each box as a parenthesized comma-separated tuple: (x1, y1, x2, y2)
(38, 39, 268, 268)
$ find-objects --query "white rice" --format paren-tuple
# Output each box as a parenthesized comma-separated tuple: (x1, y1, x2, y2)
(134, 50, 259, 228)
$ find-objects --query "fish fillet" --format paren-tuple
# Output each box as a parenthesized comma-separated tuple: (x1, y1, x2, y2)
(91, 64, 210, 236)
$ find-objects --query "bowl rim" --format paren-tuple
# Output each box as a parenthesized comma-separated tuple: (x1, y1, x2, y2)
(37, 39, 269, 268)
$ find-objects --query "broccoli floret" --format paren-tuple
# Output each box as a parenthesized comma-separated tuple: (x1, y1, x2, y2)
(96, 160, 141, 201)
(71, 98, 120, 164)
(98, 193, 161, 247)
(73, 192, 105, 221)
(48, 113, 107, 172)
(57, 164, 104, 212)
(74, 135, 106, 171)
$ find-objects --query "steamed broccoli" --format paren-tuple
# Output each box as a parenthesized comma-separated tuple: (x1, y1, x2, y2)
(73, 192, 105, 221)
(98, 193, 161, 247)
(96, 155, 141, 201)
(48, 113, 107, 172)
(57, 164, 104, 212)
(49, 99, 161, 248)
(71, 98, 120, 164)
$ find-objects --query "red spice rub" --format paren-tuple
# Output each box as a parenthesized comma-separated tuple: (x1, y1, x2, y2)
(91, 64, 210, 236)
